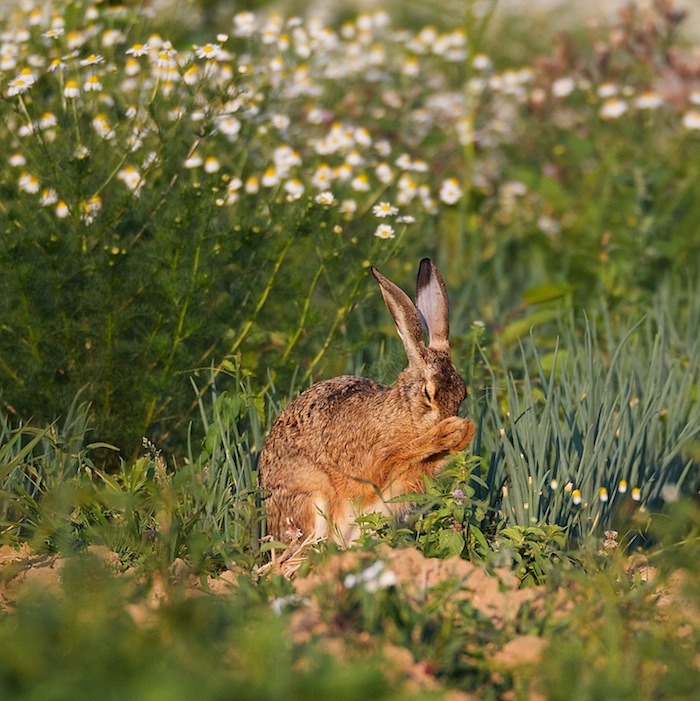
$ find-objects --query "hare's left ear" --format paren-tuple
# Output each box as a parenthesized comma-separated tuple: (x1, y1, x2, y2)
(371, 266, 426, 367)
(415, 258, 450, 351)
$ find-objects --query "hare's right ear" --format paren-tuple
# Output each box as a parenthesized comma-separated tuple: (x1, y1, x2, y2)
(371, 266, 426, 366)
(415, 258, 450, 351)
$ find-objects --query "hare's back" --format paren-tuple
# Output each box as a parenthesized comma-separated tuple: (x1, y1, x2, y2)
(260, 375, 388, 469)
(276, 375, 387, 430)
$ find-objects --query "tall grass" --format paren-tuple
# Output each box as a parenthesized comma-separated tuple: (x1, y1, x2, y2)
(3, 286, 697, 561)
(0, 392, 111, 544)
(0, 368, 275, 566)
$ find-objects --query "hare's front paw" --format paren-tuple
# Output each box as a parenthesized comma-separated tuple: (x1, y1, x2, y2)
(436, 416, 476, 453)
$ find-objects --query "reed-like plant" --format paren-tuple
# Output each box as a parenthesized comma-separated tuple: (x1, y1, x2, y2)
(0, 368, 279, 568)
(477, 301, 700, 540)
(0, 392, 110, 544)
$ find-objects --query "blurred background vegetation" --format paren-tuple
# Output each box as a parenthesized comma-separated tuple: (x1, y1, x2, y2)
(0, 0, 699, 460)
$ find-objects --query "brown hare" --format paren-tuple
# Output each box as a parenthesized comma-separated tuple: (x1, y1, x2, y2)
(258, 258, 476, 544)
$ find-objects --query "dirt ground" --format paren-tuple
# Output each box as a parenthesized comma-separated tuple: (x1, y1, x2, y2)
(1, 540, 694, 701)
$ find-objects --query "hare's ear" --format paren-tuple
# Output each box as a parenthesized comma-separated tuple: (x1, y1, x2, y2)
(371, 266, 426, 365)
(415, 258, 450, 350)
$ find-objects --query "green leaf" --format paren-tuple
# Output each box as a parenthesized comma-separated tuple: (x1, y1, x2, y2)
(523, 284, 571, 305)
(469, 526, 489, 553)
(538, 350, 569, 378)
(438, 529, 465, 558)
(0, 428, 50, 483)
(259, 540, 288, 552)
(499, 527, 527, 545)
(86, 442, 120, 452)
(499, 309, 560, 346)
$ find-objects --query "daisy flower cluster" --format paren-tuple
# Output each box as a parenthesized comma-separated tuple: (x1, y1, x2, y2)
(1, 0, 525, 443)
(527, 1, 700, 133)
(3, 0, 698, 254)
(0, 0, 489, 246)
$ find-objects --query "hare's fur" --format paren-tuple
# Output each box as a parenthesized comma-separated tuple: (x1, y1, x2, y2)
(258, 259, 475, 544)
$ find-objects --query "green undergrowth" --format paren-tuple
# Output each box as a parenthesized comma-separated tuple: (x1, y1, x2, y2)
(0, 332, 698, 699)
(0, 491, 698, 701)
(2, 297, 698, 568)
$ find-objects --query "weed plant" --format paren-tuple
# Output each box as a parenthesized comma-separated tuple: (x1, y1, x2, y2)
(0, 366, 277, 570)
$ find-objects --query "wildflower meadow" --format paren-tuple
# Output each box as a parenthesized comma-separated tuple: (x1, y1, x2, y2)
(1, 1, 700, 699)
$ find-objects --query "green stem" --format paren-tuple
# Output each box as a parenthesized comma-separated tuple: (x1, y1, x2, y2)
(105, 301, 113, 418)
(279, 264, 323, 365)
(20, 288, 41, 365)
(91, 148, 134, 200)
(458, 0, 500, 280)
(0, 352, 23, 386)
(69, 90, 84, 156)
(129, 139, 200, 249)
(143, 198, 211, 432)
(164, 231, 205, 378)
(189, 237, 292, 410)
(229, 238, 292, 357)
(301, 271, 366, 385)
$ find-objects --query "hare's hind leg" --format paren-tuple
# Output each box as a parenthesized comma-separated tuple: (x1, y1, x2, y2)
(264, 473, 362, 544)
(264, 489, 316, 542)
(265, 480, 340, 542)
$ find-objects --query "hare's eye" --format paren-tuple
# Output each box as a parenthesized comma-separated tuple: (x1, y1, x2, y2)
(423, 385, 432, 402)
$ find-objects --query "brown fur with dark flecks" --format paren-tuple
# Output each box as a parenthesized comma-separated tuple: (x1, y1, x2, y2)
(258, 259, 476, 544)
